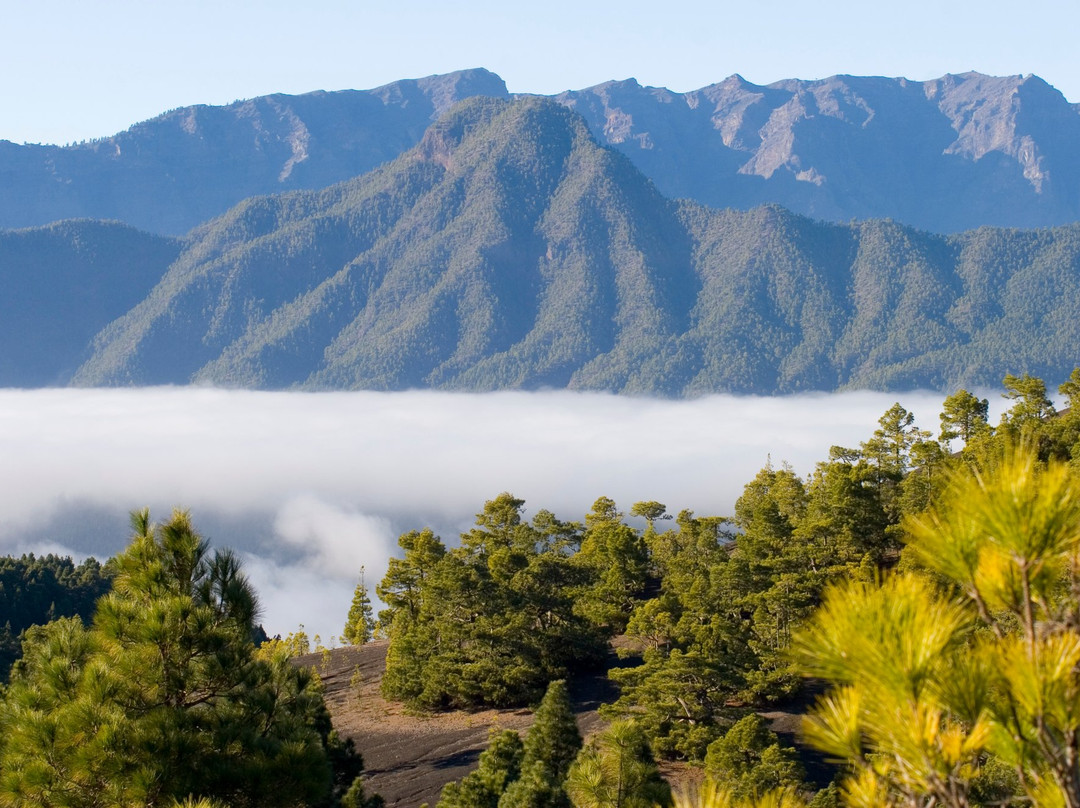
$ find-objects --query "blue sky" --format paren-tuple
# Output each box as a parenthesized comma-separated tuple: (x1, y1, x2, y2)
(2, 0, 1077, 146)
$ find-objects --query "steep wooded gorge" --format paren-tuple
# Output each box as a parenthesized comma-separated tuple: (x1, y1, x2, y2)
(3, 70, 1080, 394)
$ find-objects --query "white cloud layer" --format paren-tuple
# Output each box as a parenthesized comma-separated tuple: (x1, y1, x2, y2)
(0, 387, 983, 638)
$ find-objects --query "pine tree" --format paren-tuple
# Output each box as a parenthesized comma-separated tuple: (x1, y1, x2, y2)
(703, 715, 805, 801)
(522, 679, 582, 781)
(341, 776, 386, 808)
(565, 720, 671, 808)
(671, 782, 808, 808)
(498, 679, 582, 808)
(575, 497, 649, 631)
(380, 495, 607, 709)
(344, 567, 375, 645)
(438, 729, 524, 808)
(794, 447, 1080, 807)
(938, 389, 990, 445)
(0, 509, 337, 808)
(498, 763, 568, 808)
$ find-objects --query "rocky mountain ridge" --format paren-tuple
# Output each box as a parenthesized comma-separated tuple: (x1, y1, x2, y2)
(555, 71, 1080, 232)
(0, 69, 509, 235)
(3, 69, 1078, 234)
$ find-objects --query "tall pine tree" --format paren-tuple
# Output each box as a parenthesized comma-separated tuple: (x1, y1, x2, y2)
(0, 509, 336, 808)
(438, 730, 525, 808)
(344, 567, 375, 645)
(498, 679, 582, 808)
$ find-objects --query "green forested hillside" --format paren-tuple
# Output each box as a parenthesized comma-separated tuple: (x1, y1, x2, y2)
(0, 220, 180, 386)
(65, 96, 1080, 395)
(0, 554, 112, 679)
(680, 210, 1080, 393)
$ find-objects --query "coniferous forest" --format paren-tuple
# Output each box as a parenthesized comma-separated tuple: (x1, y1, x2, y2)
(7, 371, 1080, 806)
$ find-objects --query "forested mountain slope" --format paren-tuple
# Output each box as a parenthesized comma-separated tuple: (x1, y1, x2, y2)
(2, 69, 1078, 234)
(67, 97, 1080, 395)
(0, 221, 180, 386)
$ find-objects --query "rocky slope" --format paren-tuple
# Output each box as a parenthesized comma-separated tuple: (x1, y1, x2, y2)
(557, 71, 1080, 232)
(307, 640, 826, 808)
(310, 641, 613, 808)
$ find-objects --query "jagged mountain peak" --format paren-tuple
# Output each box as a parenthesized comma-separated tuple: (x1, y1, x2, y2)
(717, 73, 756, 88)
(585, 77, 643, 91)
(369, 67, 509, 119)
(0, 69, 511, 235)
(132, 67, 508, 136)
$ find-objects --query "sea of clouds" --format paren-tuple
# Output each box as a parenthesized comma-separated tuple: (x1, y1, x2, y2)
(0, 387, 998, 640)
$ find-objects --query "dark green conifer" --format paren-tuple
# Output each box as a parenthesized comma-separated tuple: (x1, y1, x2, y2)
(523, 679, 582, 780)
(575, 497, 649, 631)
(938, 389, 990, 445)
(498, 762, 569, 808)
(343, 567, 375, 644)
(381, 495, 606, 709)
(498, 679, 582, 808)
(0, 509, 339, 808)
(438, 729, 524, 808)
(703, 714, 805, 801)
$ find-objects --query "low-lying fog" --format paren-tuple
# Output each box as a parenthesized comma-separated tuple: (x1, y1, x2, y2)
(0, 387, 993, 641)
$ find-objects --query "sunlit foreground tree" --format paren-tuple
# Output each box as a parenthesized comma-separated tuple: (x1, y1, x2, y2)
(671, 782, 808, 808)
(792, 448, 1080, 807)
(0, 509, 352, 808)
(565, 720, 670, 808)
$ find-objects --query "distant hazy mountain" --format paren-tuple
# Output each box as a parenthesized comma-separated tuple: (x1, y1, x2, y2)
(65, 98, 1080, 395)
(0, 69, 509, 235)
(556, 71, 1080, 233)
(2, 69, 1078, 235)
(0, 221, 179, 386)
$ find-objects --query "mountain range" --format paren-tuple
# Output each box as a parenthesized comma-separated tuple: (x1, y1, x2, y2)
(5, 95, 1078, 395)
(4, 68, 1080, 235)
